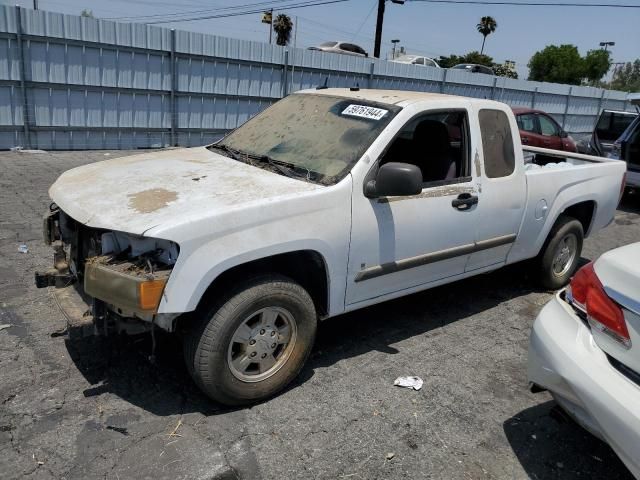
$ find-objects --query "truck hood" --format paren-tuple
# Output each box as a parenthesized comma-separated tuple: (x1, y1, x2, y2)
(49, 146, 322, 236)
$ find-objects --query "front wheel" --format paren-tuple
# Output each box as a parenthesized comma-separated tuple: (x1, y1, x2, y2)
(183, 274, 317, 405)
(536, 215, 584, 290)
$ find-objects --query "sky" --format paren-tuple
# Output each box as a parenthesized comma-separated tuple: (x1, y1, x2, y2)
(3, 0, 639, 78)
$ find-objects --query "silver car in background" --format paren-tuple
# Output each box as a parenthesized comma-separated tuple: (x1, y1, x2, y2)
(528, 242, 640, 478)
(307, 41, 368, 57)
(390, 54, 440, 68)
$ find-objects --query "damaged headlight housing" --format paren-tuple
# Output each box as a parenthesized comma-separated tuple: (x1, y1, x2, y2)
(84, 232, 179, 315)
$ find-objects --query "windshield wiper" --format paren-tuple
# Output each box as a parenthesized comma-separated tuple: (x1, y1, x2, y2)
(210, 144, 318, 183)
(208, 143, 244, 161)
(244, 153, 316, 182)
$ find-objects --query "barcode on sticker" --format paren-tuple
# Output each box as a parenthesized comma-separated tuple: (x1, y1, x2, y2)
(342, 104, 388, 120)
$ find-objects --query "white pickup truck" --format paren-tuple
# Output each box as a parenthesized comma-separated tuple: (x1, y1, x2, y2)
(36, 89, 626, 405)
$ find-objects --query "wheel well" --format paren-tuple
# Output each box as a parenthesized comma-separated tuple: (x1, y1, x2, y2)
(195, 250, 329, 317)
(562, 200, 596, 235)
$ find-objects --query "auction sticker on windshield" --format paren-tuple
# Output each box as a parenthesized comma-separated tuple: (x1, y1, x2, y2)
(342, 104, 388, 120)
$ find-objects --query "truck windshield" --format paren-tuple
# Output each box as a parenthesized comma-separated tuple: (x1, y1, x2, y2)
(213, 94, 400, 185)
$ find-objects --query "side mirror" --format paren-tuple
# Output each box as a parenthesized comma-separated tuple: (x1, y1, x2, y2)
(560, 130, 569, 138)
(365, 162, 423, 198)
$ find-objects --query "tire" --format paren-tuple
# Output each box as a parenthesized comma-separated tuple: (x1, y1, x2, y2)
(535, 215, 584, 290)
(183, 274, 317, 405)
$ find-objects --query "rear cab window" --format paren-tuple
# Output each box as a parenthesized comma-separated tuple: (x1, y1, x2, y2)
(479, 109, 516, 178)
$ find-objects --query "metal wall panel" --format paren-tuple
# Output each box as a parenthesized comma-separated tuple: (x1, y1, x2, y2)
(0, 6, 635, 150)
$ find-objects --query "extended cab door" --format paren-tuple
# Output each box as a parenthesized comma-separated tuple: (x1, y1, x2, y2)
(465, 108, 526, 271)
(346, 108, 480, 306)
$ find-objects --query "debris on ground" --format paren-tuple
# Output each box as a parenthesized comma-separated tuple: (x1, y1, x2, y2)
(18, 243, 28, 254)
(393, 376, 423, 391)
(386, 452, 395, 460)
(0, 324, 12, 331)
(167, 419, 183, 438)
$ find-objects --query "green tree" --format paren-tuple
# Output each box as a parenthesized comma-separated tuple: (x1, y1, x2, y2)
(437, 54, 465, 69)
(609, 59, 640, 92)
(494, 64, 518, 79)
(476, 16, 497, 55)
(583, 49, 611, 84)
(528, 44, 584, 85)
(438, 51, 493, 68)
(463, 51, 494, 67)
(272, 14, 293, 47)
(80, 9, 94, 18)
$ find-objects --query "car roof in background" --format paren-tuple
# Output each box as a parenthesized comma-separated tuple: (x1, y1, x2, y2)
(511, 107, 547, 115)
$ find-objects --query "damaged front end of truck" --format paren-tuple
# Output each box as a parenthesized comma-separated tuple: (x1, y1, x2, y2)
(35, 204, 180, 338)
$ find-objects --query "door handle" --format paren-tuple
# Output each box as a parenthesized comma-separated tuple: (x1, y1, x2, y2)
(451, 193, 478, 210)
(521, 137, 529, 144)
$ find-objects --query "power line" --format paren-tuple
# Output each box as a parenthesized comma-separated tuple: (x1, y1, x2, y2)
(409, 0, 640, 7)
(109, 0, 350, 24)
(144, 0, 350, 25)
(352, 0, 377, 41)
(104, 0, 297, 21)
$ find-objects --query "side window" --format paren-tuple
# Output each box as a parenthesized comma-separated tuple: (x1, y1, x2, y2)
(380, 110, 470, 186)
(341, 43, 356, 53)
(425, 59, 437, 67)
(516, 114, 537, 133)
(413, 57, 425, 65)
(479, 109, 515, 178)
(539, 115, 559, 136)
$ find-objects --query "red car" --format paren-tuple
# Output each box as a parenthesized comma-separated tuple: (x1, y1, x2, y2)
(512, 107, 577, 152)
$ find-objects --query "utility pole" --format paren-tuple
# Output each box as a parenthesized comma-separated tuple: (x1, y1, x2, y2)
(373, 0, 404, 59)
(33, 0, 38, 9)
(373, 0, 385, 58)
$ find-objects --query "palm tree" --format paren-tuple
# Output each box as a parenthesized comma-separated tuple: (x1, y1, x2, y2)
(476, 16, 497, 55)
(273, 14, 293, 46)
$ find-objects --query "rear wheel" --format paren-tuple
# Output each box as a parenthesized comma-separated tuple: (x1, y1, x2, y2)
(183, 274, 317, 405)
(536, 215, 584, 290)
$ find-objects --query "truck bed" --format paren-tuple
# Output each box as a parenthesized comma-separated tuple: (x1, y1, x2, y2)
(508, 146, 626, 264)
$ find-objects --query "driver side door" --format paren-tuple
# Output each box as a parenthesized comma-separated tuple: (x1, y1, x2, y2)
(345, 109, 480, 306)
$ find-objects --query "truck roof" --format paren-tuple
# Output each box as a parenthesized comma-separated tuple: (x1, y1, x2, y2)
(295, 88, 500, 108)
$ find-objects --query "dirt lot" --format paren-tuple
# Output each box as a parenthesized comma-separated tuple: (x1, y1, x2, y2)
(0, 149, 638, 480)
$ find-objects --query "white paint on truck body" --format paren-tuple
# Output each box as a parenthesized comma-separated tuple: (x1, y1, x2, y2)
(48, 89, 626, 321)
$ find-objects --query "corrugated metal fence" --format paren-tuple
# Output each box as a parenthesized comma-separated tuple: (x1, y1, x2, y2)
(0, 6, 635, 150)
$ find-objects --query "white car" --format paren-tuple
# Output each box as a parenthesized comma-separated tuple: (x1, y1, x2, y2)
(37, 89, 625, 405)
(307, 41, 368, 57)
(528, 242, 640, 478)
(390, 54, 440, 68)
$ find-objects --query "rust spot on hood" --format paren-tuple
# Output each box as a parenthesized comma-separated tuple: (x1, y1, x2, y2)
(128, 188, 178, 213)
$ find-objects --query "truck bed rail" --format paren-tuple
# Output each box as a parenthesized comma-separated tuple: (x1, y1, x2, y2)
(523, 146, 624, 165)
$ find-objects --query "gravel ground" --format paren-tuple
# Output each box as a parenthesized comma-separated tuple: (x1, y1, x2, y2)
(0, 149, 638, 480)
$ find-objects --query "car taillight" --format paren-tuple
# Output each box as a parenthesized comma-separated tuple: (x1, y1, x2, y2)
(566, 262, 631, 349)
